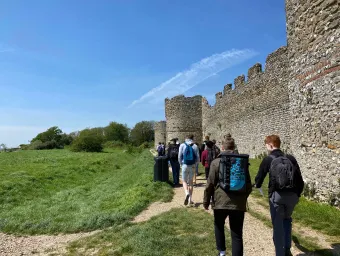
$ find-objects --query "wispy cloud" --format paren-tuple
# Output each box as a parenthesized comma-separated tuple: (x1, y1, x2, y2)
(129, 49, 257, 108)
(0, 44, 15, 53)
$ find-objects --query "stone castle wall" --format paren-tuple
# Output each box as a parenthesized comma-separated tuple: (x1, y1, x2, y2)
(165, 95, 203, 144)
(154, 121, 166, 148)
(202, 47, 291, 158)
(286, 0, 340, 202)
(157, 0, 339, 203)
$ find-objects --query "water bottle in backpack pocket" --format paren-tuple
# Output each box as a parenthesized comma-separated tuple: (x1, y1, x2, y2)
(219, 154, 249, 193)
(183, 143, 196, 165)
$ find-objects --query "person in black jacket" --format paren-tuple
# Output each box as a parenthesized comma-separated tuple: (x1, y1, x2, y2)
(167, 138, 180, 187)
(255, 135, 304, 256)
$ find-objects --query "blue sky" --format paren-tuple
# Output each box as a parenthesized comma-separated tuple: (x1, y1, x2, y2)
(0, 0, 287, 147)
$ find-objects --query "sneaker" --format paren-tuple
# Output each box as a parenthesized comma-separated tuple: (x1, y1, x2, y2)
(184, 194, 190, 205)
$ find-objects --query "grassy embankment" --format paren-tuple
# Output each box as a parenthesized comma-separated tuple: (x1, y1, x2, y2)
(0, 149, 173, 235)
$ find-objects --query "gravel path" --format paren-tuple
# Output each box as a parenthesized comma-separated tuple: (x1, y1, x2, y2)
(0, 230, 99, 256)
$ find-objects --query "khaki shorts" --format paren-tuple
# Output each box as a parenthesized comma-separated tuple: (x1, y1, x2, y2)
(182, 164, 194, 185)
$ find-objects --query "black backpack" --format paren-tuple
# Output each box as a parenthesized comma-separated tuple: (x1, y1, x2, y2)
(219, 153, 249, 193)
(170, 145, 179, 159)
(269, 155, 296, 190)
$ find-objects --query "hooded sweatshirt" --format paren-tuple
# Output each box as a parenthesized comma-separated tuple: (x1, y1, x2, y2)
(178, 139, 200, 165)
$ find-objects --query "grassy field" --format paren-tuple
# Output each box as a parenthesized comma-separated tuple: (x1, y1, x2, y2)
(67, 208, 226, 256)
(249, 159, 340, 237)
(0, 149, 173, 235)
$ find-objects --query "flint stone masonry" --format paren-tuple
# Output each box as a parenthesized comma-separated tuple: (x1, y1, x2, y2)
(154, 121, 166, 148)
(156, 0, 339, 204)
(165, 95, 203, 144)
(286, 0, 340, 203)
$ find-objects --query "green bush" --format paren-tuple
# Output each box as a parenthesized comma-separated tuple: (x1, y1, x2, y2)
(139, 141, 153, 149)
(103, 141, 125, 149)
(71, 129, 104, 152)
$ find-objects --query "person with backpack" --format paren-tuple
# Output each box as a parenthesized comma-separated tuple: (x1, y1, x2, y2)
(201, 140, 215, 179)
(204, 139, 252, 256)
(178, 134, 200, 205)
(167, 138, 180, 187)
(156, 142, 163, 157)
(224, 133, 239, 154)
(212, 139, 221, 156)
(200, 135, 210, 157)
(254, 135, 304, 256)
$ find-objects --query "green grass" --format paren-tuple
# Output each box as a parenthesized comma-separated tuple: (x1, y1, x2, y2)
(249, 159, 340, 237)
(67, 208, 228, 256)
(0, 149, 173, 235)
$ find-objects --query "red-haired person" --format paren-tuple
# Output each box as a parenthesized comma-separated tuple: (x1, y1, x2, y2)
(255, 135, 304, 256)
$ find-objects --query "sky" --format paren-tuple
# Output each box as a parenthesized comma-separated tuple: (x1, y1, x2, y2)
(0, 0, 287, 147)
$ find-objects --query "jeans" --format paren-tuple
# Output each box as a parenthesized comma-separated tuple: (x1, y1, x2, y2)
(169, 159, 180, 185)
(269, 191, 299, 256)
(205, 167, 210, 179)
(195, 162, 199, 175)
(214, 209, 244, 256)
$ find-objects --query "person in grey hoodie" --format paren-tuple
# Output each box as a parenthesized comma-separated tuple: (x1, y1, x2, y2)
(178, 134, 200, 205)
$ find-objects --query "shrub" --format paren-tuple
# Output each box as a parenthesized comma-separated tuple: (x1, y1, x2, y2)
(71, 129, 104, 152)
(103, 141, 125, 149)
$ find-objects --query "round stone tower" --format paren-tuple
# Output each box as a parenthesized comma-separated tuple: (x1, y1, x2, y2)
(286, 0, 340, 203)
(165, 95, 203, 144)
(154, 121, 166, 148)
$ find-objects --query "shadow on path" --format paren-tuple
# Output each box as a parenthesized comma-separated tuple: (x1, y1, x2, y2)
(293, 236, 340, 256)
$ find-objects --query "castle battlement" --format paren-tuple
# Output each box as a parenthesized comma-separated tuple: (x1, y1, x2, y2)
(157, 0, 340, 205)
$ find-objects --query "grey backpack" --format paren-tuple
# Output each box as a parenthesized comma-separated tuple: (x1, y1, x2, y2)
(269, 155, 296, 190)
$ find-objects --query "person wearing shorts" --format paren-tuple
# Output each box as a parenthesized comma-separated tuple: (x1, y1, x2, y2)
(178, 134, 200, 205)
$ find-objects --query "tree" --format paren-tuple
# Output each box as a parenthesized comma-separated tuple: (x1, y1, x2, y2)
(31, 126, 63, 144)
(104, 122, 129, 143)
(0, 143, 7, 152)
(71, 128, 104, 152)
(130, 121, 155, 146)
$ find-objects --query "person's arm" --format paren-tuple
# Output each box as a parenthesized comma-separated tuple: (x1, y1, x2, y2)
(195, 145, 200, 163)
(203, 160, 218, 209)
(178, 144, 184, 164)
(246, 165, 253, 196)
(255, 157, 271, 188)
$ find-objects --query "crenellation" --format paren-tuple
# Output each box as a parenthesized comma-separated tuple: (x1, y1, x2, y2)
(234, 75, 245, 88)
(247, 63, 263, 80)
(223, 84, 233, 95)
(215, 92, 223, 101)
(156, 0, 340, 205)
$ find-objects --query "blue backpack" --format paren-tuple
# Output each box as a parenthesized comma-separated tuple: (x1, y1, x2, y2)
(219, 153, 249, 193)
(183, 143, 196, 165)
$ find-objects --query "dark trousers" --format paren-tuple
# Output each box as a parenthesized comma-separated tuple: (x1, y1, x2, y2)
(169, 158, 180, 185)
(205, 167, 210, 179)
(214, 209, 245, 256)
(269, 191, 299, 256)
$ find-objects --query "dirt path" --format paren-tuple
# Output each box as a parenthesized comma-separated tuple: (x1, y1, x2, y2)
(0, 230, 99, 256)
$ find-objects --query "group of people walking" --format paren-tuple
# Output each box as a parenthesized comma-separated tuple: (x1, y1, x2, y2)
(161, 133, 305, 256)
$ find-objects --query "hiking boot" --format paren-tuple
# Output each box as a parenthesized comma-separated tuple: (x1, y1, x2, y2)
(184, 194, 190, 205)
